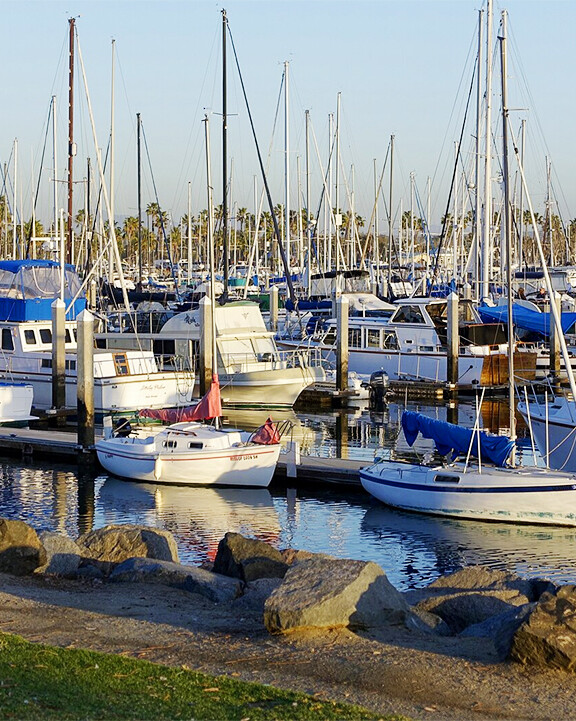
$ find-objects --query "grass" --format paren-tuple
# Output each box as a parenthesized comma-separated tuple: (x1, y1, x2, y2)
(0, 632, 411, 720)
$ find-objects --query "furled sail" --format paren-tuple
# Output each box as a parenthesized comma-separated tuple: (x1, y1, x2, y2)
(401, 410, 514, 467)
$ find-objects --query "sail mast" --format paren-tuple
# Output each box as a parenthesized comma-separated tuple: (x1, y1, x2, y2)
(67, 17, 75, 264)
(499, 10, 516, 456)
(221, 8, 229, 302)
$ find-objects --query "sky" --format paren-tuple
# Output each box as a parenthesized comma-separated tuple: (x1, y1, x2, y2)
(2, 0, 575, 235)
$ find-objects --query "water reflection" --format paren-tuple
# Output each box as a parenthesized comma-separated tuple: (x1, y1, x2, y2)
(362, 504, 576, 589)
(97, 478, 281, 563)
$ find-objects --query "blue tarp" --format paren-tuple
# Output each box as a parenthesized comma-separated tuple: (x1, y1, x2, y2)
(401, 410, 514, 467)
(477, 304, 576, 338)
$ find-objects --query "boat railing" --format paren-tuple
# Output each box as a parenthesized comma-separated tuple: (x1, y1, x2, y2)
(218, 347, 325, 373)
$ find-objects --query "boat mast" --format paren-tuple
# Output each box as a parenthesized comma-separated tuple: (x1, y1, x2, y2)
(499, 10, 516, 457)
(387, 134, 394, 295)
(137, 112, 142, 289)
(473, 8, 483, 295)
(221, 8, 229, 303)
(480, 0, 493, 302)
(67, 17, 75, 264)
(284, 60, 290, 274)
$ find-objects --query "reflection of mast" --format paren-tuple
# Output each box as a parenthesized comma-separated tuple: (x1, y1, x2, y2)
(67, 17, 75, 263)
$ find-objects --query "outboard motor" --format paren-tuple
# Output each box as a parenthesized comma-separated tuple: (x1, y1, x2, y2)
(369, 370, 390, 410)
(113, 418, 132, 438)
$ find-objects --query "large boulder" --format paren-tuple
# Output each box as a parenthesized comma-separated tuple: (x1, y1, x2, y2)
(213, 533, 288, 582)
(461, 603, 536, 660)
(0, 518, 46, 575)
(76, 525, 179, 564)
(264, 557, 409, 633)
(510, 585, 576, 671)
(36, 531, 82, 577)
(410, 566, 534, 634)
(110, 557, 242, 603)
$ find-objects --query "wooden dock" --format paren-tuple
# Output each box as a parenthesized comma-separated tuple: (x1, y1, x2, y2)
(0, 427, 366, 487)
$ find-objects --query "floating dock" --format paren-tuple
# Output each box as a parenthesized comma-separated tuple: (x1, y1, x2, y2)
(0, 427, 365, 486)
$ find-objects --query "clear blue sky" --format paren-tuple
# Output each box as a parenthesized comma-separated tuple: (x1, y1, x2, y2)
(2, 0, 574, 234)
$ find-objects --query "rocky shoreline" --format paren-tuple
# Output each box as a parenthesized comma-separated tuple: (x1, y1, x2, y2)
(1, 518, 576, 719)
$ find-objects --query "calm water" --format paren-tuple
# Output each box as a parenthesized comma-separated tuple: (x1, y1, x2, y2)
(1, 398, 576, 592)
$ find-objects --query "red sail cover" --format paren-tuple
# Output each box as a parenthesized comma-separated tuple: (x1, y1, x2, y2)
(139, 375, 222, 423)
(252, 417, 280, 445)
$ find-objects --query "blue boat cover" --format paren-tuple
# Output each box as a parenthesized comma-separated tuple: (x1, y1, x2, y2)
(401, 410, 514, 466)
(477, 304, 576, 338)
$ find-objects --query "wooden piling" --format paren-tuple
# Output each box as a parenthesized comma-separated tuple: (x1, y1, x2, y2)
(77, 309, 95, 450)
(199, 294, 213, 395)
(336, 295, 349, 392)
(51, 299, 66, 416)
(550, 291, 561, 381)
(269, 285, 279, 333)
(446, 292, 459, 390)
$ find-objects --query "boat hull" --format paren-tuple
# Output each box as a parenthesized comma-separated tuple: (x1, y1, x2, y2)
(360, 460, 576, 526)
(96, 437, 281, 487)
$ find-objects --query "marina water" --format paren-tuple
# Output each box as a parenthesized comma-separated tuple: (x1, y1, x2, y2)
(2, 398, 576, 592)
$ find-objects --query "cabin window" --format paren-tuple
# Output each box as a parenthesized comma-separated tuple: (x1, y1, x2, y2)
(391, 305, 426, 324)
(382, 331, 399, 350)
(433, 474, 460, 484)
(419, 345, 435, 352)
(348, 328, 361, 348)
(163, 440, 177, 449)
(323, 329, 336, 345)
(366, 329, 380, 348)
(41, 359, 76, 370)
(113, 353, 130, 376)
(40, 329, 52, 344)
(188, 441, 204, 449)
(24, 330, 37, 345)
(1, 329, 14, 351)
(65, 329, 73, 344)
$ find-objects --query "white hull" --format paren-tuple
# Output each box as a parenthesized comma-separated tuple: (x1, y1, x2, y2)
(218, 365, 324, 408)
(0, 382, 35, 422)
(0, 369, 193, 414)
(96, 423, 281, 487)
(360, 460, 576, 526)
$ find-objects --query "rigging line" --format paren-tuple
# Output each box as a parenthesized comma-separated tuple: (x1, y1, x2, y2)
(140, 122, 181, 302)
(25, 102, 53, 258)
(359, 146, 390, 267)
(227, 24, 299, 313)
(429, 50, 478, 290)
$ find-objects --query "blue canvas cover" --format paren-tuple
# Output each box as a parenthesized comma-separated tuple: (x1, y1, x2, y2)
(477, 304, 576, 338)
(401, 410, 514, 467)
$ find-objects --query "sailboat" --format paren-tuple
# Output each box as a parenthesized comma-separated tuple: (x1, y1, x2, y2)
(95, 113, 282, 488)
(360, 9, 576, 527)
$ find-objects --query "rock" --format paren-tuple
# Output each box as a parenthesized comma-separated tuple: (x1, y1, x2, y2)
(233, 578, 284, 616)
(510, 585, 576, 671)
(405, 607, 452, 636)
(76, 524, 179, 564)
(264, 557, 409, 634)
(427, 566, 535, 600)
(213, 533, 288, 582)
(461, 603, 536, 660)
(281, 548, 335, 565)
(409, 565, 533, 634)
(36, 531, 82, 577)
(110, 557, 242, 603)
(0, 518, 46, 575)
(420, 593, 515, 634)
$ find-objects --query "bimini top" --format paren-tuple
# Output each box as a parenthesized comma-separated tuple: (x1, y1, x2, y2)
(401, 410, 514, 467)
(0, 259, 86, 322)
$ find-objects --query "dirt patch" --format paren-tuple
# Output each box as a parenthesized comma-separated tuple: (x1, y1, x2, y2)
(0, 572, 574, 720)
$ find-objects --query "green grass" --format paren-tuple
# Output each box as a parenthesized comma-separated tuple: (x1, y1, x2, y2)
(0, 632, 410, 720)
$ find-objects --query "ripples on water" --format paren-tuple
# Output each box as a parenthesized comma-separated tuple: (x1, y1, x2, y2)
(0, 398, 575, 591)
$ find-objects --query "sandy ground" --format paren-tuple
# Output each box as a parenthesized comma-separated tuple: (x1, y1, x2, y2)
(0, 572, 574, 721)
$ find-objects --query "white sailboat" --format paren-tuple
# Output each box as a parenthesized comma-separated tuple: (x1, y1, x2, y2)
(361, 11, 576, 527)
(95, 114, 282, 488)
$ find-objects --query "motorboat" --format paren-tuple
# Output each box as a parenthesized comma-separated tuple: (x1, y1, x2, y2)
(97, 300, 325, 408)
(360, 410, 576, 526)
(0, 260, 195, 418)
(279, 297, 537, 390)
(0, 382, 36, 423)
(95, 378, 283, 487)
